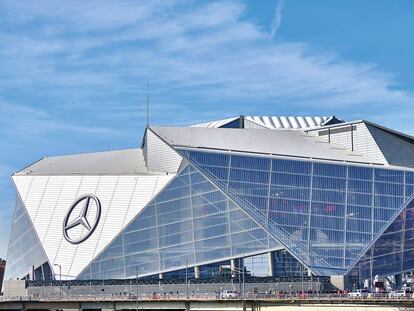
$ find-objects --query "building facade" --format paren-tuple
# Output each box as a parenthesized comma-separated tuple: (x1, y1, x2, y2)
(4, 116, 414, 288)
(0, 259, 5, 293)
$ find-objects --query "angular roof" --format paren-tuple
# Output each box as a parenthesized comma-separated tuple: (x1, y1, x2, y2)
(190, 117, 239, 128)
(245, 116, 342, 129)
(15, 148, 150, 176)
(306, 120, 414, 169)
(190, 115, 343, 130)
(149, 126, 383, 165)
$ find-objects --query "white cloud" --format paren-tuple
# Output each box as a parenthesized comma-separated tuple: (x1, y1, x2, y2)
(271, 0, 284, 40)
(0, 0, 411, 116)
(0, 0, 413, 257)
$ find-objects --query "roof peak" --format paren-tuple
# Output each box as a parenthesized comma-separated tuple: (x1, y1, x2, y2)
(190, 115, 344, 129)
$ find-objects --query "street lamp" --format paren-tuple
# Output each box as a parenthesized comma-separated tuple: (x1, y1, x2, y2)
(231, 257, 246, 300)
(242, 259, 245, 301)
(135, 266, 139, 311)
(54, 264, 62, 301)
(185, 259, 189, 300)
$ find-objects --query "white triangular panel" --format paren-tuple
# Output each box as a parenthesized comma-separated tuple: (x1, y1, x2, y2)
(145, 128, 182, 173)
(12, 174, 174, 279)
(13, 175, 33, 200)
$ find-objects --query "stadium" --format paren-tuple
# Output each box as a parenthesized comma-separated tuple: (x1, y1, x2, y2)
(5, 115, 414, 290)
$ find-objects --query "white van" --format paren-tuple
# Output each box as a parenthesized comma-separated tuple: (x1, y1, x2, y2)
(348, 289, 369, 298)
(389, 288, 412, 298)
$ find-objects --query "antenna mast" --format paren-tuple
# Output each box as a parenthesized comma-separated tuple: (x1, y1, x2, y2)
(146, 80, 150, 126)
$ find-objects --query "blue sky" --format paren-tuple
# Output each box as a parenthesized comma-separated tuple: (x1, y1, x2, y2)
(0, 0, 413, 258)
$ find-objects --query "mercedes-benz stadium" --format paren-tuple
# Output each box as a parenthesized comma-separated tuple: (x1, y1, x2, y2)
(5, 115, 414, 289)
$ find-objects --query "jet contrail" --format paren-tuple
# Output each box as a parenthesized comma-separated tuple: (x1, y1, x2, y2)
(271, 0, 284, 40)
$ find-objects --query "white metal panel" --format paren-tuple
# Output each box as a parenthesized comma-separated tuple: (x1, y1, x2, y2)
(105, 175, 137, 238)
(32, 176, 66, 243)
(243, 119, 268, 129)
(309, 123, 388, 165)
(12, 175, 33, 200)
(244, 116, 332, 129)
(20, 176, 49, 221)
(45, 176, 83, 274)
(191, 116, 338, 130)
(73, 176, 119, 277)
(53, 176, 98, 278)
(15, 148, 147, 176)
(190, 117, 239, 128)
(150, 126, 382, 165)
(12, 173, 174, 279)
(146, 129, 182, 173)
(329, 128, 352, 150)
(353, 123, 387, 164)
(64, 176, 102, 276)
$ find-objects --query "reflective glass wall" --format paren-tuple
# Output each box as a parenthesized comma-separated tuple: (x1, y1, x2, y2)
(181, 149, 414, 273)
(244, 253, 270, 277)
(5, 197, 49, 281)
(348, 196, 414, 281)
(78, 165, 281, 280)
(274, 250, 307, 278)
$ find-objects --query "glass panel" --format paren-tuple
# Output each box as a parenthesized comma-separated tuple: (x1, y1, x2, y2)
(244, 253, 270, 277)
(375, 169, 404, 183)
(4, 197, 50, 281)
(348, 166, 373, 181)
(272, 159, 311, 175)
(313, 163, 346, 178)
(349, 197, 414, 279)
(183, 150, 412, 274)
(78, 162, 282, 280)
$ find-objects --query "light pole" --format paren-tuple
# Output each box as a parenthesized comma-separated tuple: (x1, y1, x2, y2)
(135, 267, 139, 311)
(54, 264, 62, 301)
(185, 259, 189, 300)
(242, 257, 245, 301)
(301, 264, 304, 294)
(231, 257, 246, 300)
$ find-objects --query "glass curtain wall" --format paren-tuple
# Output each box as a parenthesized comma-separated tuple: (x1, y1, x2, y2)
(244, 253, 270, 277)
(180, 149, 414, 274)
(274, 250, 307, 278)
(78, 165, 281, 280)
(347, 196, 414, 281)
(4, 197, 49, 281)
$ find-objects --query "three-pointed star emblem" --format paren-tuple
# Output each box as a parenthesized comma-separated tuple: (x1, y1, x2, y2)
(65, 196, 93, 231)
(63, 194, 101, 244)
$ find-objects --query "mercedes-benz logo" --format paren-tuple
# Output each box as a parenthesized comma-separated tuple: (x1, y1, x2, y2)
(63, 194, 101, 245)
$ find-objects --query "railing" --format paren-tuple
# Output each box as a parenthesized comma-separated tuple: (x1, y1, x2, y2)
(2, 293, 414, 303)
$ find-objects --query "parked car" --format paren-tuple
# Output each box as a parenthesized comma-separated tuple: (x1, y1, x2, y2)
(220, 290, 239, 299)
(348, 289, 369, 298)
(389, 288, 412, 298)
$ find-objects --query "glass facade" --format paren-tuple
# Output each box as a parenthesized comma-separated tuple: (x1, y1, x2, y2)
(274, 250, 307, 278)
(78, 164, 282, 280)
(348, 195, 414, 280)
(9, 146, 414, 281)
(4, 197, 49, 281)
(180, 149, 414, 274)
(244, 253, 270, 277)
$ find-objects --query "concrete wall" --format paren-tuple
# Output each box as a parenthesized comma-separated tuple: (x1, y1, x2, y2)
(2, 280, 27, 298)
